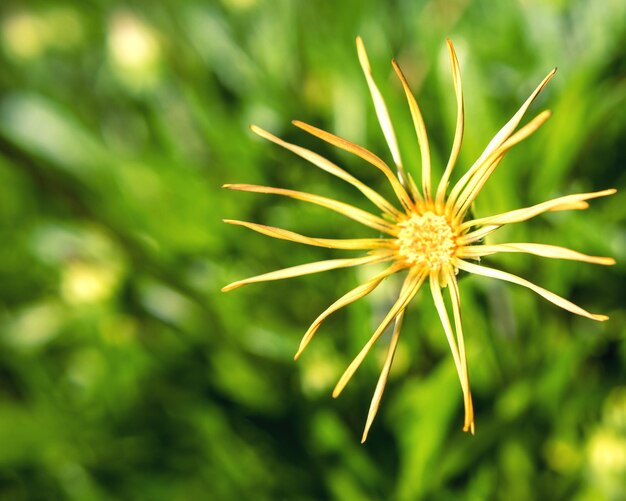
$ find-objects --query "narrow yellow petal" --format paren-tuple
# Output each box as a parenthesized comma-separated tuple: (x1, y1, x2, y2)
(447, 270, 475, 433)
(291, 120, 415, 212)
(455, 259, 609, 321)
(436, 39, 464, 209)
(250, 125, 401, 219)
(458, 243, 615, 265)
(448, 68, 556, 209)
(361, 311, 404, 443)
(459, 188, 616, 233)
(457, 225, 498, 245)
(356, 37, 407, 185)
(222, 254, 392, 292)
(224, 184, 397, 235)
(452, 110, 552, 219)
(459, 200, 592, 245)
(332, 270, 426, 398)
(452, 154, 503, 223)
(406, 173, 423, 208)
(392, 59, 431, 201)
(224, 220, 394, 250)
(294, 264, 401, 360)
(551, 201, 589, 211)
(430, 272, 474, 431)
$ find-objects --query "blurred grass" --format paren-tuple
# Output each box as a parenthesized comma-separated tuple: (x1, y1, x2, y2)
(0, 0, 625, 499)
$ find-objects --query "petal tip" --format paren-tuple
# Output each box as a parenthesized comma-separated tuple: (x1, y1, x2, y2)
(463, 421, 475, 435)
(355, 36, 371, 71)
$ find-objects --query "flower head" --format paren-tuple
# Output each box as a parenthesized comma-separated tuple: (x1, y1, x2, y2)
(223, 38, 615, 442)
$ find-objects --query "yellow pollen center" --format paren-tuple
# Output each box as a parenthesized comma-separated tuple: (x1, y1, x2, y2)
(397, 211, 456, 270)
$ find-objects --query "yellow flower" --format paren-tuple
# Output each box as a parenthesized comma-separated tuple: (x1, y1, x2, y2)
(222, 38, 615, 442)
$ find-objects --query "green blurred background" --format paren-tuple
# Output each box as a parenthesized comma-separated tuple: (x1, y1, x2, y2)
(0, 0, 625, 499)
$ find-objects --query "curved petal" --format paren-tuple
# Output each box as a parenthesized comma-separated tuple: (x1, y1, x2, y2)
(291, 121, 415, 212)
(436, 39, 464, 209)
(392, 59, 431, 201)
(250, 125, 402, 219)
(459, 188, 616, 233)
(294, 264, 401, 359)
(448, 68, 557, 209)
(222, 253, 392, 292)
(455, 259, 609, 321)
(224, 220, 394, 250)
(356, 37, 407, 185)
(224, 184, 397, 235)
(361, 311, 404, 443)
(451, 110, 552, 220)
(430, 271, 474, 433)
(446, 270, 475, 434)
(332, 270, 426, 398)
(458, 242, 615, 265)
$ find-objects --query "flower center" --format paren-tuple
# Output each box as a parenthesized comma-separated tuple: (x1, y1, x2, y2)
(396, 211, 456, 270)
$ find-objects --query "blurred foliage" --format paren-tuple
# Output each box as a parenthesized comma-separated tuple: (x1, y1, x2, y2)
(0, 0, 625, 499)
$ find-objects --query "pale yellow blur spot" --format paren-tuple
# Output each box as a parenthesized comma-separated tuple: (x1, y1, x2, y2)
(2, 8, 84, 60)
(61, 262, 119, 305)
(108, 11, 161, 88)
(220, 0, 257, 10)
(588, 429, 626, 477)
(2, 12, 46, 59)
(4, 302, 62, 350)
